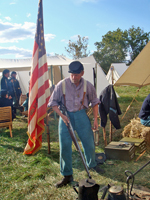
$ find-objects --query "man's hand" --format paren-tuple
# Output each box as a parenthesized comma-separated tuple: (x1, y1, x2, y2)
(51, 105, 70, 126)
(61, 114, 70, 126)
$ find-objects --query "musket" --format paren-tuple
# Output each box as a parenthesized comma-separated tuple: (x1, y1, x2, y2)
(60, 103, 92, 179)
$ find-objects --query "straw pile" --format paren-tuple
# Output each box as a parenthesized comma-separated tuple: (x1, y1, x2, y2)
(122, 117, 150, 146)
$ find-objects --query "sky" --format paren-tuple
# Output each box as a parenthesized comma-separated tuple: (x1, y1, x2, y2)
(0, 0, 150, 59)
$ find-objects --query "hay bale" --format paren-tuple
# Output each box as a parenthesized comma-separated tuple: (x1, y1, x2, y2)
(130, 127, 140, 138)
(122, 117, 150, 147)
(130, 118, 142, 138)
(122, 123, 131, 137)
(141, 127, 150, 146)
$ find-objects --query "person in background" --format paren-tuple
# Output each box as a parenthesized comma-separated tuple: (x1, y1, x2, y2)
(0, 89, 15, 120)
(48, 61, 104, 188)
(1, 69, 12, 99)
(22, 93, 29, 111)
(9, 71, 22, 113)
(139, 94, 150, 126)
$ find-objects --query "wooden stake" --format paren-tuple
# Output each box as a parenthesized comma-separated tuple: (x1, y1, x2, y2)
(135, 150, 146, 162)
(103, 127, 107, 146)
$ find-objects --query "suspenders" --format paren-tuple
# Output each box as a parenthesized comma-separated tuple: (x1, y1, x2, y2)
(62, 79, 87, 110)
(62, 80, 66, 107)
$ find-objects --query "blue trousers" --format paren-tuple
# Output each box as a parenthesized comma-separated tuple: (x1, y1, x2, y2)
(59, 109, 97, 176)
(140, 116, 150, 127)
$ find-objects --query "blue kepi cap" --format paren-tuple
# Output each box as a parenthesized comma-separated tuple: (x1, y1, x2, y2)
(68, 61, 84, 74)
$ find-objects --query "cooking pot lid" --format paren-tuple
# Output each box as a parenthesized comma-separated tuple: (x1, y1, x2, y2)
(109, 186, 123, 194)
(79, 178, 96, 187)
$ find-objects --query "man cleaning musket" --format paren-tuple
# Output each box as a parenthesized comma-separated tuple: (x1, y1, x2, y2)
(48, 60, 105, 188)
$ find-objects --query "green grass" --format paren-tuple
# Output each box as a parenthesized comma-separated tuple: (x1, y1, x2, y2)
(0, 86, 150, 200)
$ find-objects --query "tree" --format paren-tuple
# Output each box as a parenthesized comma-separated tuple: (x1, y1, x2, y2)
(93, 28, 128, 72)
(127, 26, 150, 64)
(65, 35, 90, 59)
(94, 26, 150, 73)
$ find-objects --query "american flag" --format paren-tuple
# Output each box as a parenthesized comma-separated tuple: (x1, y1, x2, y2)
(24, 0, 50, 155)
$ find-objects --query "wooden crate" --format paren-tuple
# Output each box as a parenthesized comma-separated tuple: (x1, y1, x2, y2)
(105, 141, 135, 161)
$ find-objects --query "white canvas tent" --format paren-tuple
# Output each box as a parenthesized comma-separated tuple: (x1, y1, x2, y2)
(0, 55, 73, 94)
(79, 55, 110, 96)
(0, 55, 109, 97)
(106, 63, 128, 84)
(115, 41, 150, 88)
(0, 56, 73, 72)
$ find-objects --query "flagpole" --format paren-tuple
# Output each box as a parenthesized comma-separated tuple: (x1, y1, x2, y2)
(46, 112, 50, 154)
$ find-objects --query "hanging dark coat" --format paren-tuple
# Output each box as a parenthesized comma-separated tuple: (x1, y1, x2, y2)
(99, 85, 122, 129)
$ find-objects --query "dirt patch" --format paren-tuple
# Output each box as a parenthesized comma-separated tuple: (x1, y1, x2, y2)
(129, 185, 150, 200)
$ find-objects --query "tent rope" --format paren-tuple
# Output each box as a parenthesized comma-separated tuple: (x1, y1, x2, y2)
(120, 88, 140, 122)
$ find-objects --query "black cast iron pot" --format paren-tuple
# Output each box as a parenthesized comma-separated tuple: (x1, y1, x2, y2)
(73, 178, 100, 200)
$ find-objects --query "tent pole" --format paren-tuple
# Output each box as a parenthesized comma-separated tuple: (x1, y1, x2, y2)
(95, 63, 97, 93)
(109, 65, 114, 142)
(50, 65, 56, 120)
(51, 65, 53, 85)
(60, 65, 63, 80)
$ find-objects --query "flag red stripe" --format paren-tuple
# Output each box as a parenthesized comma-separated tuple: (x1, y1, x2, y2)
(30, 56, 47, 90)
(32, 41, 38, 58)
(38, 80, 49, 98)
(28, 94, 38, 123)
(37, 94, 49, 117)
(37, 94, 49, 119)
(27, 119, 44, 149)
(38, 103, 47, 118)
(30, 64, 38, 90)
(38, 62, 48, 78)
